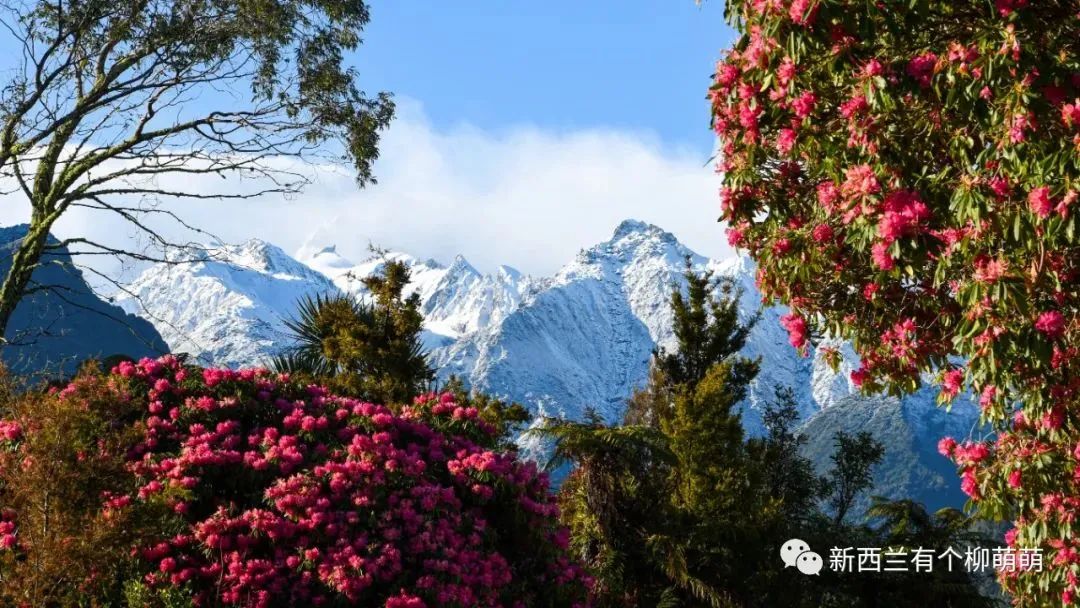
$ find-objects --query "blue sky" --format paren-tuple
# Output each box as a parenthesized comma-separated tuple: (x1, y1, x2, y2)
(0, 3, 740, 276)
(357, 1, 736, 155)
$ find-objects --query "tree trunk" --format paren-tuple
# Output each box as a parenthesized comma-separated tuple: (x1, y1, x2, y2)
(0, 218, 54, 343)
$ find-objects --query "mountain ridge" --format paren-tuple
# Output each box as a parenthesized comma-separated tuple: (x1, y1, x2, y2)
(115, 218, 981, 508)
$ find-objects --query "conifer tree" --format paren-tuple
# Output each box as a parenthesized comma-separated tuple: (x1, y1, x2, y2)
(825, 431, 886, 526)
(545, 264, 992, 607)
(540, 263, 760, 607)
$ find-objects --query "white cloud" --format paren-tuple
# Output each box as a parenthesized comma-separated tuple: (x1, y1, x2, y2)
(0, 98, 732, 279)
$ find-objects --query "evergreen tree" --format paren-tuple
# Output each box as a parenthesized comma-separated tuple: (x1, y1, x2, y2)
(546, 264, 994, 607)
(654, 259, 758, 388)
(540, 263, 761, 607)
(542, 409, 679, 606)
(825, 431, 886, 526)
(753, 386, 826, 526)
(273, 259, 434, 405)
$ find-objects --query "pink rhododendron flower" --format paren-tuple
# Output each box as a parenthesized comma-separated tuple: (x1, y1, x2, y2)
(1009, 469, 1023, 489)
(1029, 186, 1054, 218)
(862, 58, 884, 78)
(871, 241, 895, 270)
(840, 94, 869, 119)
(1042, 406, 1065, 431)
(1065, 100, 1080, 128)
(906, 53, 938, 88)
(841, 164, 880, 201)
(850, 368, 869, 388)
(1010, 112, 1035, 143)
(979, 385, 997, 411)
(776, 128, 797, 154)
(1036, 310, 1066, 338)
(791, 91, 817, 118)
(941, 368, 964, 400)
(995, 0, 1028, 16)
(779, 313, 809, 351)
(46, 356, 591, 607)
(954, 441, 990, 466)
(0, 421, 21, 442)
(816, 180, 839, 211)
(973, 255, 1007, 283)
(811, 223, 833, 243)
(938, 437, 958, 458)
(877, 190, 931, 243)
(788, 0, 816, 25)
(960, 468, 980, 500)
(726, 224, 748, 247)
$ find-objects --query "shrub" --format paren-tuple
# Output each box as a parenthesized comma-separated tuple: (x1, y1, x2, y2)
(711, 1, 1079, 604)
(0, 364, 158, 606)
(1, 357, 591, 607)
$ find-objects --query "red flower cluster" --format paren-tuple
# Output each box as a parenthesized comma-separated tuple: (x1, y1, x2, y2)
(0, 509, 17, 551)
(58, 357, 590, 608)
(711, 1, 1080, 602)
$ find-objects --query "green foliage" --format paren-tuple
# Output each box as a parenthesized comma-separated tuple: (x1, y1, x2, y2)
(753, 387, 826, 524)
(655, 259, 759, 388)
(825, 431, 886, 525)
(711, 1, 1079, 602)
(273, 259, 434, 405)
(0, 0, 394, 344)
(0, 364, 166, 606)
(543, 265, 994, 607)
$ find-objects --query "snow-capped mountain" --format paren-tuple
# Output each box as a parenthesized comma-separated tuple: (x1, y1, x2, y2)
(113, 219, 903, 427)
(116, 219, 982, 506)
(296, 243, 532, 344)
(430, 220, 824, 433)
(116, 240, 338, 368)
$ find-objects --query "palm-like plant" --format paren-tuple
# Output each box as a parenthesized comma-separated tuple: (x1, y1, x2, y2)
(270, 293, 365, 377)
(868, 497, 991, 549)
(863, 497, 1002, 608)
(270, 259, 433, 405)
(529, 412, 683, 606)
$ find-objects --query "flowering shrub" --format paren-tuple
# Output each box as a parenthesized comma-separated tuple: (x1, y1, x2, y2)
(0, 364, 153, 606)
(0, 358, 590, 606)
(711, 1, 1079, 604)
(100, 356, 586, 607)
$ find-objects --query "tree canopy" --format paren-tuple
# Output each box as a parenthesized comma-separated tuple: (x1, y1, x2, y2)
(712, 1, 1078, 603)
(0, 0, 393, 343)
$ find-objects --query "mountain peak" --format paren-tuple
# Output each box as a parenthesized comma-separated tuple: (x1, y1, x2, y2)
(566, 219, 691, 272)
(611, 219, 664, 240)
(447, 254, 480, 277)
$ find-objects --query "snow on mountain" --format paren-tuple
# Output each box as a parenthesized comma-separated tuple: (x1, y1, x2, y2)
(116, 240, 339, 368)
(295, 243, 532, 344)
(115, 218, 982, 506)
(427, 220, 832, 437)
(799, 389, 984, 513)
(116, 219, 887, 430)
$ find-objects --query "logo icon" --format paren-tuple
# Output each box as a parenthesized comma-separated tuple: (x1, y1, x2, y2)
(781, 538, 822, 575)
(797, 550, 824, 575)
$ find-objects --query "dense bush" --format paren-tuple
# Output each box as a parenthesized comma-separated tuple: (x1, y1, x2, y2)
(711, 0, 1079, 604)
(0, 363, 156, 606)
(0, 357, 591, 607)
